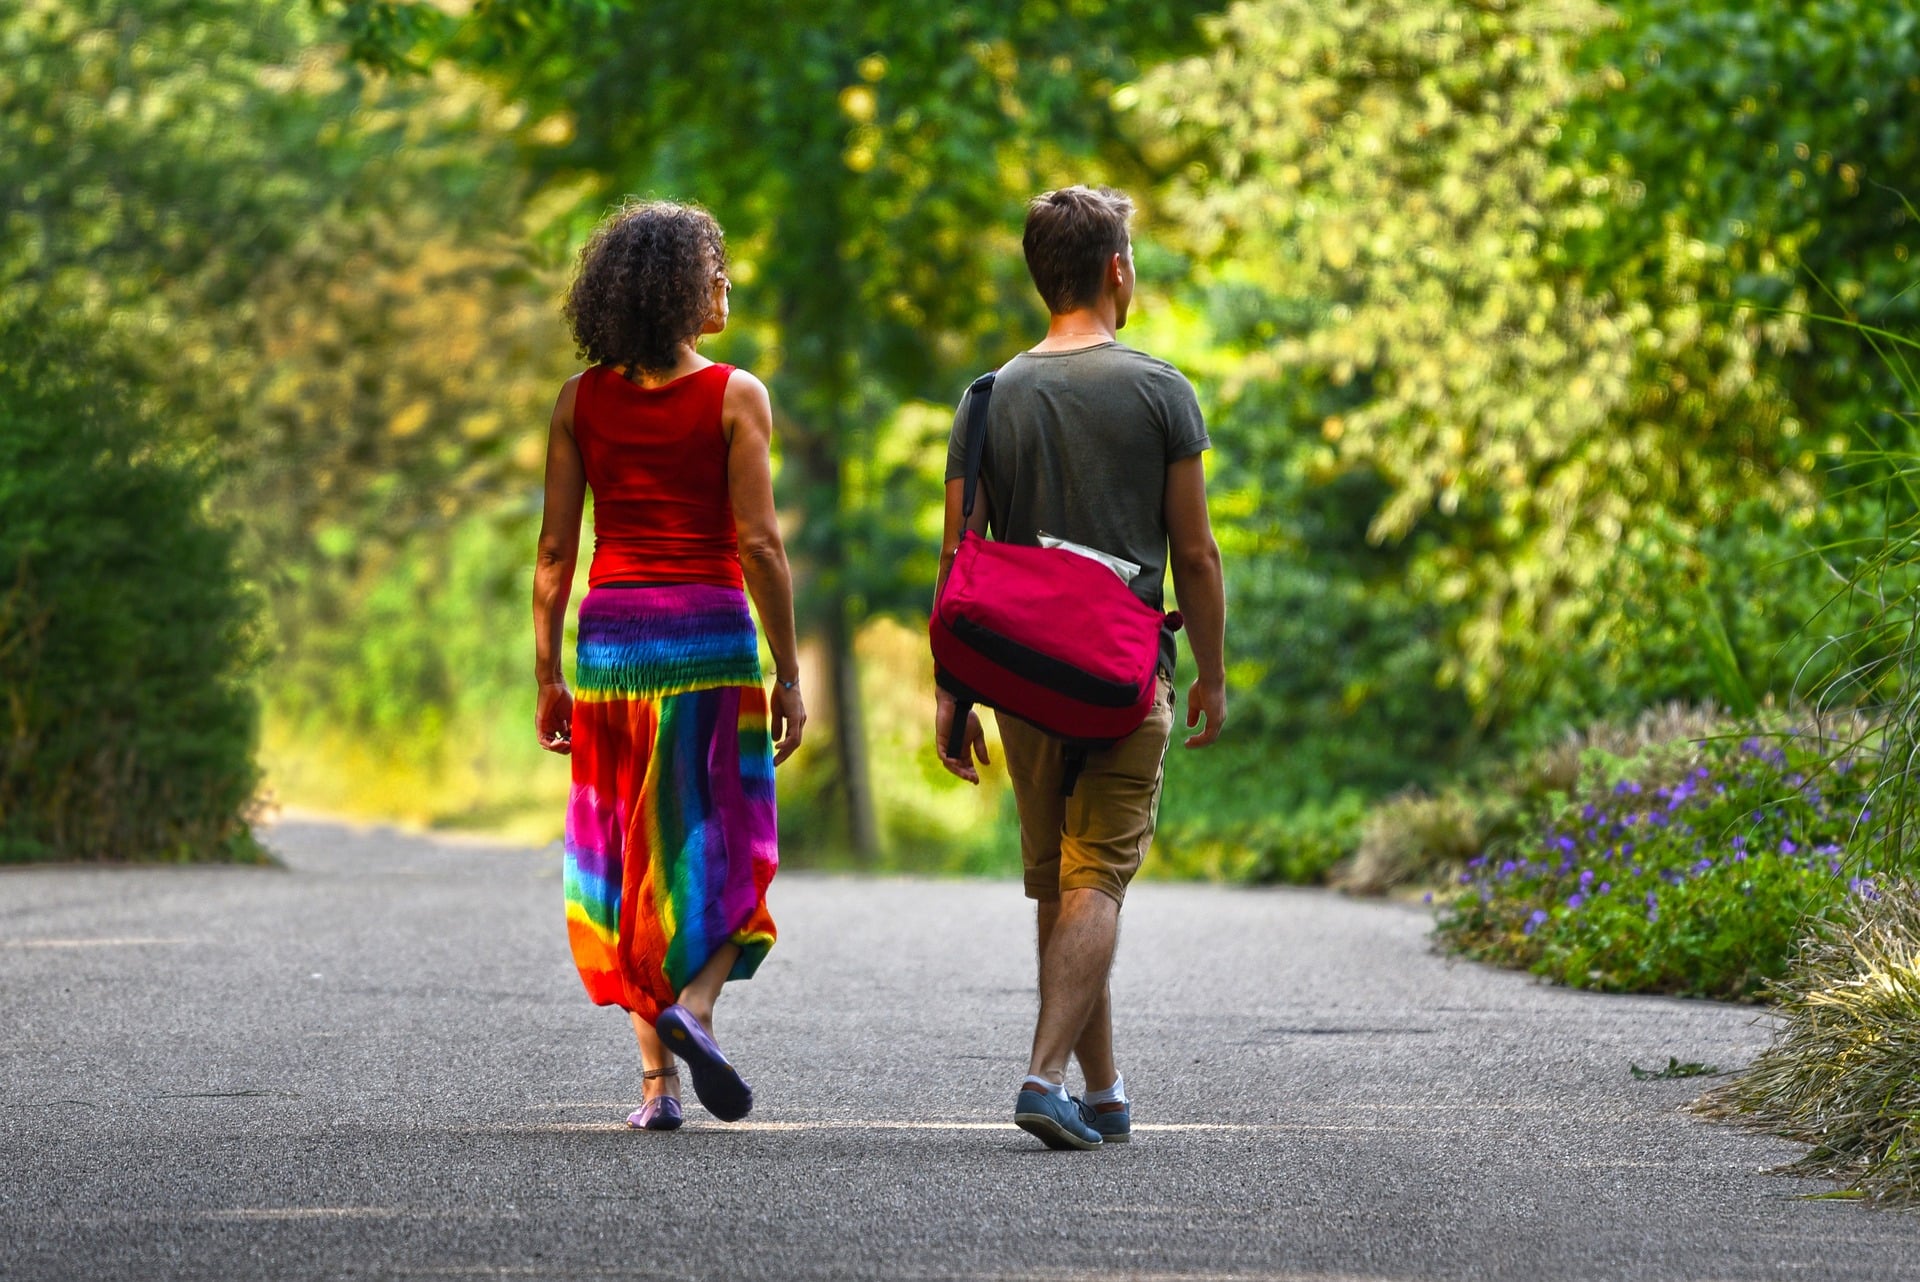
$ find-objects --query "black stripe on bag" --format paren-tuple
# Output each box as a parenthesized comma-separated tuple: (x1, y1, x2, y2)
(950, 616, 1140, 709)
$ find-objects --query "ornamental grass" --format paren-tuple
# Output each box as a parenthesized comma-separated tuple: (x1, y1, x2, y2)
(1693, 881, 1920, 1206)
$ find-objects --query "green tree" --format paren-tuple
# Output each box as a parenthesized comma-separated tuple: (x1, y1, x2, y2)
(1, 0, 569, 581)
(1570, 0, 1920, 448)
(0, 313, 261, 861)
(1136, 0, 1815, 721)
(337, 0, 1204, 856)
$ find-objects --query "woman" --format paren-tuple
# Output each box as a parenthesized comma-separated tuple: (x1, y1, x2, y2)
(533, 199, 805, 1131)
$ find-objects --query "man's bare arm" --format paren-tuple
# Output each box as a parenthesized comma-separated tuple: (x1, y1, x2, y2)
(1165, 453, 1227, 748)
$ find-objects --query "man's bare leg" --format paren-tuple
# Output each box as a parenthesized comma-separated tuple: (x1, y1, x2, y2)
(1036, 898, 1118, 1091)
(1028, 888, 1120, 1085)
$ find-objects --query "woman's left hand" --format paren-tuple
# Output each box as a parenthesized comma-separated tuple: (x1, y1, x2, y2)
(770, 683, 806, 766)
(537, 680, 574, 754)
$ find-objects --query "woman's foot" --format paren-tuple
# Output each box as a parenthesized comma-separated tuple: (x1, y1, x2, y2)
(628, 1065, 683, 1131)
(654, 1003, 753, 1122)
(628, 1095, 683, 1131)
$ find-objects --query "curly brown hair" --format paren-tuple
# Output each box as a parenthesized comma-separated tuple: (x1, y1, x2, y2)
(564, 199, 726, 376)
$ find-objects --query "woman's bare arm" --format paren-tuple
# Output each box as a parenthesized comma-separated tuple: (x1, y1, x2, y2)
(724, 369, 806, 765)
(533, 376, 586, 752)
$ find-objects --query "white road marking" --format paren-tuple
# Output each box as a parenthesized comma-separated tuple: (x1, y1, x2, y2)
(467, 1119, 1466, 1135)
(0, 937, 201, 948)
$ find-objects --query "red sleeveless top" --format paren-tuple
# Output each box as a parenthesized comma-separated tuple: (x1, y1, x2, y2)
(575, 362, 743, 589)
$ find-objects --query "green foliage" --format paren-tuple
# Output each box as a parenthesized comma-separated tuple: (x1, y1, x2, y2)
(1154, 762, 1364, 885)
(0, 319, 261, 862)
(1571, 0, 1920, 447)
(1791, 317, 1920, 877)
(1139, 0, 1805, 716)
(332, 0, 1209, 853)
(1194, 360, 1484, 801)
(1695, 882, 1920, 1206)
(263, 507, 591, 839)
(1335, 789, 1481, 896)
(2, 0, 569, 576)
(1134, 0, 1919, 739)
(1436, 720, 1879, 1001)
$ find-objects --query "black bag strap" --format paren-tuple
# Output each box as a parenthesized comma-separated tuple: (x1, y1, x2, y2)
(960, 371, 996, 520)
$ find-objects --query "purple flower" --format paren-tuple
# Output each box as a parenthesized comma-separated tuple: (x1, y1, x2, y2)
(1500, 860, 1517, 876)
(1779, 838, 1798, 855)
(1567, 893, 1586, 910)
(1523, 909, 1550, 936)
(1579, 869, 1595, 888)
(1598, 881, 1611, 894)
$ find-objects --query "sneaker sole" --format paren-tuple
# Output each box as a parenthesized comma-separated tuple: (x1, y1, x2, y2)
(1095, 1131, 1131, 1144)
(1015, 1110, 1103, 1151)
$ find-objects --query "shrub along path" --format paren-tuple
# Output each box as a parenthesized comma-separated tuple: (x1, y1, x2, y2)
(2, 820, 1916, 1280)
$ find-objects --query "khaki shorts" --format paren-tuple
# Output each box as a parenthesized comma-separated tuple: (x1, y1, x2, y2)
(996, 674, 1176, 906)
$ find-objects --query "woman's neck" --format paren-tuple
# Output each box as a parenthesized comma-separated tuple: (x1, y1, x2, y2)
(620, 342, 709, 388)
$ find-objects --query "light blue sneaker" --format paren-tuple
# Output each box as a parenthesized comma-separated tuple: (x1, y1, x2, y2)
(1015, 1086, 1103, 1151)
(1078, 1097, 1130, 1144)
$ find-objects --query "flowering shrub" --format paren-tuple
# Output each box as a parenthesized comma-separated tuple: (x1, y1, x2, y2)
(1436, 732, 1880, 1000)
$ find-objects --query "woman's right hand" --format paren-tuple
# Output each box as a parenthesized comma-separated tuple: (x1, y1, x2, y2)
(536, 680, 574, 754)
(770, 683, 806, 766)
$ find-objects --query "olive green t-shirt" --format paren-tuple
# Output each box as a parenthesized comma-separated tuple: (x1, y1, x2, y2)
(945, 341, 1211, 675)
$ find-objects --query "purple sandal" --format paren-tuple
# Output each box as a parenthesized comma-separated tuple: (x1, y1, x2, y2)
(654, 1004, 753, 1122)
(627, 1066, 683, 1131)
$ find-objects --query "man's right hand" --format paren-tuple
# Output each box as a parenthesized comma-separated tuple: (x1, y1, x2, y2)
(1184, 678, 1226, 749)
(934, 688, 991, 784)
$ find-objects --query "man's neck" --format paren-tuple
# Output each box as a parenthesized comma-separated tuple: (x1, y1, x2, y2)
(1031, 305, 1118, 353)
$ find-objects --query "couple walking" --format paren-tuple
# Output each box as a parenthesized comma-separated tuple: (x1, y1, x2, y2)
(531, 186, 1227, 1149)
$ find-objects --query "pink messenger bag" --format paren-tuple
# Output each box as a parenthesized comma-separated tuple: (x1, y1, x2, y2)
(930, 371, 1181, 793)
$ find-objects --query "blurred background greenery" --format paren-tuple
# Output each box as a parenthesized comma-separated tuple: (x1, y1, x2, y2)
(3, 0, 1916, 877)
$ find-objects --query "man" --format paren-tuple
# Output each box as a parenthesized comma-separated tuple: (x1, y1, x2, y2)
(934, 185, 1228, 1149)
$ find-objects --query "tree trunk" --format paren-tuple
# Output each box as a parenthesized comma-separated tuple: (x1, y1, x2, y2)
(825, 590, 879, 860)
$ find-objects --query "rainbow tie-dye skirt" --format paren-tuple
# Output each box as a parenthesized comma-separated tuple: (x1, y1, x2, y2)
(563, 583, 778, 1020)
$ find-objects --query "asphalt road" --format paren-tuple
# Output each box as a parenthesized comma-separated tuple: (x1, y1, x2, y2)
(3, 820, 1917, 1281)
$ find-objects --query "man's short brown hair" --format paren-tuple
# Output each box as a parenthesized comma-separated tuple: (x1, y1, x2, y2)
(1022, 186, 1134, 314)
